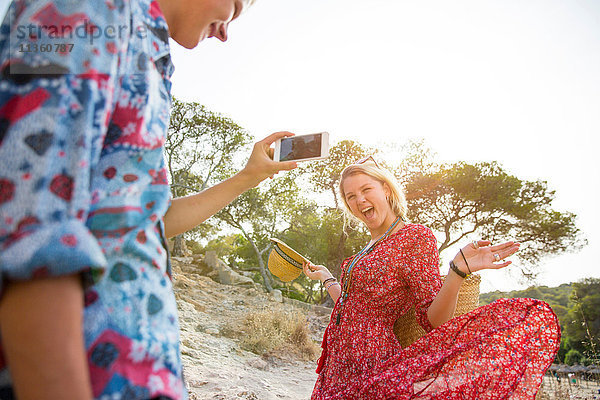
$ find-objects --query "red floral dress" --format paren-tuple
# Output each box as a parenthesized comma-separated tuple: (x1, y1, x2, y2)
(312, 224, 560, 400)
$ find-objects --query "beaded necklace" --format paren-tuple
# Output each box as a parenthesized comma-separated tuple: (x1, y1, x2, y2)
(335, 216, 402, 325)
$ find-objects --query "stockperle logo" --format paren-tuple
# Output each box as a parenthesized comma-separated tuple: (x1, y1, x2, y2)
(6, 3, 160, 76)
(15, 17, 150, 46)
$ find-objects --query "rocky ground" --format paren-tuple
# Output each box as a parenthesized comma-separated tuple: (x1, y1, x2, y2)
(171, 255, 330, 400)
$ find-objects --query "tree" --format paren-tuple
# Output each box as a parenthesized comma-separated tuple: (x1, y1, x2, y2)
(278, 206, 370, 304)
(478, 279, 598, 364)
(215, 169, 310, 291)
(165, 98, 251, 255)
(564, 349, 583, 366)
(404, 160, 586, 277)
(564, 278, 600, 358)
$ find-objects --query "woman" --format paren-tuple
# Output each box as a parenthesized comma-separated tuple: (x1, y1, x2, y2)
(303, 157, 560, 399)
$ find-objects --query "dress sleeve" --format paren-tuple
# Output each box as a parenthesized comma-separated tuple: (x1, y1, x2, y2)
(0, 0, 125, 295)
(402, 226, 442, 332)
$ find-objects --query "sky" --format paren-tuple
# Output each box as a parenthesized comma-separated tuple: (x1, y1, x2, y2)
(2, 1, 597, 293)
(167, 0, 600, 293)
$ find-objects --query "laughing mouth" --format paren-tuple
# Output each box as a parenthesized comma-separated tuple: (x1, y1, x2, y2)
(361, 206, 374, 218)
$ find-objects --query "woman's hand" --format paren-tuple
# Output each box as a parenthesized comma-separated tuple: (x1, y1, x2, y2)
(454, 240, 520, 274)
(302, 262, 333, 283)
(238, 131, 298, 187)
(304, 262, 342, 303)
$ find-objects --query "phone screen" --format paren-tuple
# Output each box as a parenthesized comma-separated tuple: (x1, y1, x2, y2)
(279, 133, 323, 161)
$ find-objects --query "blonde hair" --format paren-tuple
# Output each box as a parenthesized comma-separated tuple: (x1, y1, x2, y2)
(338, 161, 408, 225)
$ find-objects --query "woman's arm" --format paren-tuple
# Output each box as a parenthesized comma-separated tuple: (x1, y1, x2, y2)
(426, 269, 462, 328)
(426, 240, 520, 328)
(0, 275, 92, 400)
(164, 131, 297, 238)
(302, 262, 341, 303)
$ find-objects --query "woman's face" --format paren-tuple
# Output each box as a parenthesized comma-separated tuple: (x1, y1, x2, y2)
(158, 0, 246, 49)
(342, 173, 395, 237)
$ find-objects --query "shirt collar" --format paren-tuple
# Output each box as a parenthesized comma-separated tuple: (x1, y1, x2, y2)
(137, 0, 174, 79)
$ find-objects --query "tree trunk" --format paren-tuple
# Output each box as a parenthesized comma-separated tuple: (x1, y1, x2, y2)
(304, 281, 314, 303)
(333, 229, 347, 274)
(172, 234, 187, 256)
(253, 243, 273, 292)
(240, 226, 273, 292)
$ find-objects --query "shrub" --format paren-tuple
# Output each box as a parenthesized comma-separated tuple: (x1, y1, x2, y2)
(564, 349, 583, 365)
(224, 307, 320, 361)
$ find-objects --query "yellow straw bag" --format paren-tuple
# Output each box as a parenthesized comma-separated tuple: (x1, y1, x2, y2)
(393, 274, 481, 348)
(267, 238, 310, 282)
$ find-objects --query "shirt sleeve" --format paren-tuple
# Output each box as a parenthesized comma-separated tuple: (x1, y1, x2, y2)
(402, 226, 442, 332)
(0, 0, 126, 295)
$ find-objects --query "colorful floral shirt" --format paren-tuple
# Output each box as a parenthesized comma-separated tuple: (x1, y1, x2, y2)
(0, 1, 185, 398)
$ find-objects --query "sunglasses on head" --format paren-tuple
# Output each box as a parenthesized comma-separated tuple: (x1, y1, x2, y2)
(354, 155, 380, 168)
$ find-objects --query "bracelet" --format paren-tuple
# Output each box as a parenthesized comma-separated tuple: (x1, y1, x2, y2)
(322, 277, 336, 285)
(459, 249, 472, 275)
(325, 281, 340, 290)
(449, 260, 468, 279)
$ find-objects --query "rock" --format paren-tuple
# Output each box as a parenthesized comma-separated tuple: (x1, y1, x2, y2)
(171, 256, 194, 266)
(271, 289, 283, 303)
(205, 327, 220, 336)
(247, 357, 269, 371)
(205, 251, 255, 287)
(238, 270, 255, 278)
(311, 304, 333, 317)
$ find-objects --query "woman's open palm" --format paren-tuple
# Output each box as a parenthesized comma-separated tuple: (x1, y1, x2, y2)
(461, 240, 521, 273)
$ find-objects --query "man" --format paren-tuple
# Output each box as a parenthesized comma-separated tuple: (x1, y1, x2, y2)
(0, 1, 294, 398)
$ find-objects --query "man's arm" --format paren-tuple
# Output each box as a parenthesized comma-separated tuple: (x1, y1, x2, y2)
(164, 131, 297, 238)
(0, 275, 92, 400)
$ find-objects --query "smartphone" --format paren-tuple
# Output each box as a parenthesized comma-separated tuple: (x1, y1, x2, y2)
(273, 132, 329, 162)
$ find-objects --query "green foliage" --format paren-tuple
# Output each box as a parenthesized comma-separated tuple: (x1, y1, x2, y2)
(214, 167, 317, 291)
(165, 98, 252, 255)
(564, 278, 600, 356)
(272, 206, 370, 303)
(185, 239, 204, 255)
(202, 234, 243, 264)
(404, 159, 586, 277)
(165, 98, 585, 307)
(480, 284, 573, 308)
(580, 357, 593, 366)
(303, 139, 376, 208)
(557, 339, 570, 365)
(564, 349, 583, 365)
(165, 98, 252, 195)
(481, 279, 600, 364)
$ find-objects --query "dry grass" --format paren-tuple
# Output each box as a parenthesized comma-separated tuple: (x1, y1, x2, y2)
(223, 307, 320, 361)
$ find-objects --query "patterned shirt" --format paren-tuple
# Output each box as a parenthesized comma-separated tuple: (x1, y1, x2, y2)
(0, 1, 185, 398)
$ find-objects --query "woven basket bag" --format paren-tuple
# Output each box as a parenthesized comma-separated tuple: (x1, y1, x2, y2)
(393, 274, 481, 348)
